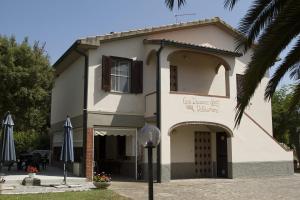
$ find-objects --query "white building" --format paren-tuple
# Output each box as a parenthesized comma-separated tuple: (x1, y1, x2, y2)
(51, 18, 293, 181)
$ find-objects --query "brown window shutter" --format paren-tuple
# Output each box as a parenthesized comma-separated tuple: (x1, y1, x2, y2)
(170, 65, 178, 91)
(102, 55, 112, 92)
(236, 74, 244, 103)
(131, 60, 143, 94)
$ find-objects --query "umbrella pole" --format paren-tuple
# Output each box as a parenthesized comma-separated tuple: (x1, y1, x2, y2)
(64, 162, 67, 185)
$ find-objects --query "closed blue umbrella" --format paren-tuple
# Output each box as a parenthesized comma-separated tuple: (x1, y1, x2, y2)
(0, 112, 16, 171)
(60, 116, 74, 184)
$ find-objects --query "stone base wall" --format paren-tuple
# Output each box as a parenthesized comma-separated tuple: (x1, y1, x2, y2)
(169, 161, 293, 180)
(230, 161, 294, 178)
(161, 164, 171, 182)
(140, 164, 170, 182)
(171, 163, 195, 179)
(82, 156, 293, 181)
(141, 163, 157, 181)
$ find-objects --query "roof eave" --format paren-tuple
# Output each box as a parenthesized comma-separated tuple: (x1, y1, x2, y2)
(144, 39, 242, 57)
(52, 40, 99, 75)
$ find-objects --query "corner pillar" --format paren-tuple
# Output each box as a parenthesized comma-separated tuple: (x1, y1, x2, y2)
(85, 127, 94, 180)
(159, 49, 172, 182)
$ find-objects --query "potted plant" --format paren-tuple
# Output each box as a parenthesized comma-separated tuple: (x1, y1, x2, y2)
(27, 166, 38, 178)
(93, 172, 111, 189)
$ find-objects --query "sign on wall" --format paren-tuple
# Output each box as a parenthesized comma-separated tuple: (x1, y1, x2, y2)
(183, 97, 220, 113)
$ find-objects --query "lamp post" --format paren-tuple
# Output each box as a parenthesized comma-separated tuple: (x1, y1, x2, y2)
(139, 124, 161, 200)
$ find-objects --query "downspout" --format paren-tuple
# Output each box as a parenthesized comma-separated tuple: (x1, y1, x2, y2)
(75, 48, 89, 178)
(156, 41, 164, 183)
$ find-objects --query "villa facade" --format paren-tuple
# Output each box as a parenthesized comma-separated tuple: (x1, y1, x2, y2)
(50, 18, 293, 181)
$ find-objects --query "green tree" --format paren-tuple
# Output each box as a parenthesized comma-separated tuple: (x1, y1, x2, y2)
(165, 0, 300, 126)
(272, 85, 300, 147)
(0, 35, 54, 152)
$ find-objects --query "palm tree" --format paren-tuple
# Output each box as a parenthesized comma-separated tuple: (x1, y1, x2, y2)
(165, 0, 300, 126)
(165, 0, 186, 10)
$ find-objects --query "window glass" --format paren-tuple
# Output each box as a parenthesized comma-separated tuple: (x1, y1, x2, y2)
(111, 59, 131, 93)
(119, 76, 129, 92)
(111, 75, 117, 91)
(117, 61, 130, 76)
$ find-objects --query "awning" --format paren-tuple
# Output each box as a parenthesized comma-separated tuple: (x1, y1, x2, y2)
(94, 127, 136, 136)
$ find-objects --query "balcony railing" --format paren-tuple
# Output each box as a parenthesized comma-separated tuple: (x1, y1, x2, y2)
(169, 91, 229, 99)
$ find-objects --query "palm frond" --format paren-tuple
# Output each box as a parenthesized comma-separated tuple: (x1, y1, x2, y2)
(235, 0, 300, 127)
(224, 0, 240, 10)
(265, 37, 300, 100)
(289, 63, 300, 80)
(165, 0, 186, 10)
(236, 0, 285, 52)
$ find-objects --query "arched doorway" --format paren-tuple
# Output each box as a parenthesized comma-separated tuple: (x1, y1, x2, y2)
(169, 122, 232, 179)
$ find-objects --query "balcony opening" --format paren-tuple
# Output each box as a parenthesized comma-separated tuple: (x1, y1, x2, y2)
(167, 50, 230, 97)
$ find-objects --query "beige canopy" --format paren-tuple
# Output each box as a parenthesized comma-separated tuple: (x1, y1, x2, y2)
(94, 127, 136, 136)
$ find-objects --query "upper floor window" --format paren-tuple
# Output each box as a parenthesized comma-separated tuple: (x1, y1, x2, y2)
(102, 55, 143, 94)
(170, 65, 178, 91)
(111, 59, 131, 93)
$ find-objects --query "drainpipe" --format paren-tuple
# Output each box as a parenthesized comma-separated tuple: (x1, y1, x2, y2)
(156, 41, 164, 183)
(75, 48, 89, 178)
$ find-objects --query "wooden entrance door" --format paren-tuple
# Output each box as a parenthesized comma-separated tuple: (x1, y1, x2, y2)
(194, 132, 212, 178)
(216, 132, 228, 177)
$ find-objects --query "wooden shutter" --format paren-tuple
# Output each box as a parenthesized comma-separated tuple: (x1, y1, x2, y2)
(170, 65, 178, 91)
(102, 55, 112, 92)
(236, 74, 244, 102)
(131, 60, 143, 94)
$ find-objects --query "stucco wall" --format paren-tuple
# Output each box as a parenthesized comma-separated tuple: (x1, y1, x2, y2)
(51, 57, 84, 124)
(233, 50, 273, 134)
(144, 45, 158, 95)
(87, 37, 146, 115)
(232, 114, 293, 162)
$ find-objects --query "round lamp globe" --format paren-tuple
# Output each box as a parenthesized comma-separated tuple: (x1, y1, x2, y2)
(139, 124, 161, 148)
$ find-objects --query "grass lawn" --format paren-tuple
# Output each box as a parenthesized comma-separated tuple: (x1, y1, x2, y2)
(0, 189, 130, 200)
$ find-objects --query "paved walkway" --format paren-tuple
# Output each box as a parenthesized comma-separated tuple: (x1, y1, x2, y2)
(1, 165, 88, 194)
(110, 174, 300, 200)
(1, 183, 94, 195)
(2, 174, 300, 199)
(2, 166, 86, 185)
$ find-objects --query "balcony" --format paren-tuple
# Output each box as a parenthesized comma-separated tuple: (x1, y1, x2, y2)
(145, 49, 233, 127)
(168, 50, 230, 98)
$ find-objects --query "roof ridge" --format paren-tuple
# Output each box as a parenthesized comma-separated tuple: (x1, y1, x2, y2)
(79, 17, 218, 39)
(79, 17, 240, 44)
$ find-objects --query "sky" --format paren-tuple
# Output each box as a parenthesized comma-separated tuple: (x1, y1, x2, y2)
(0, 0, 292, 86)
